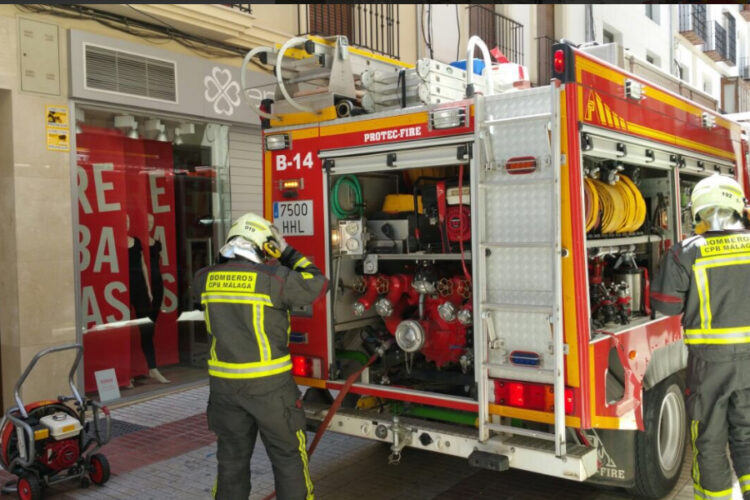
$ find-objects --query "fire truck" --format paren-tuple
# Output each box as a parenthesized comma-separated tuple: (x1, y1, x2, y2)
(243, 35, 750, 497)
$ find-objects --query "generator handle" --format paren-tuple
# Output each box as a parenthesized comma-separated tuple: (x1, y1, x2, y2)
(4, 410, 35, 468)
(13, 344, 84, 419)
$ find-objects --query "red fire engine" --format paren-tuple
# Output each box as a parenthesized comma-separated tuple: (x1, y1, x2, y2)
(244, 35, 750, 497)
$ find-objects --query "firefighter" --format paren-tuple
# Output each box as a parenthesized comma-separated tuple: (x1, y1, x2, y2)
(194, 212, 327, 500)
(651, 174, 750, 500)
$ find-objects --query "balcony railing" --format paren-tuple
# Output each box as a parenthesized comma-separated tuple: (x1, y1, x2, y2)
(469, 5, 524, 64)
(704, 22, 727, 63)
(226, 4, 252, 15)
(536, 35, 554, 86)
(679, 4, 707, 45)
(297, 4, 400, 60)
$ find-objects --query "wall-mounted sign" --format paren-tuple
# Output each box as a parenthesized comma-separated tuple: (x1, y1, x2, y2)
(45, 104, 69, 151)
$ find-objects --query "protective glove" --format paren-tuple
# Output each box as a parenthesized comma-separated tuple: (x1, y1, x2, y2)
(270, 224, 288, 253)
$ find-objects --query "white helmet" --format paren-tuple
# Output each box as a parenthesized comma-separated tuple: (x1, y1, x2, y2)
(224, 213, 282, 261)
(690, 174, 746, 231)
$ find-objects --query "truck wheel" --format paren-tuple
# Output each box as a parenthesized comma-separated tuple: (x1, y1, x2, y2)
(629, 374, 686, 498)
(17, 475, 42, 500)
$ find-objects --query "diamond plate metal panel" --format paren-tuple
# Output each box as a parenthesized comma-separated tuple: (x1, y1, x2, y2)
(487, 310, 554, 371)
(484, 183, 554, 243)
(486, 248, 553, 301)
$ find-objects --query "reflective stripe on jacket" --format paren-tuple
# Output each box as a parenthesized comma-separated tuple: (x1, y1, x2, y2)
(194, 246, 328, 382)
(651, 231, 750, 346)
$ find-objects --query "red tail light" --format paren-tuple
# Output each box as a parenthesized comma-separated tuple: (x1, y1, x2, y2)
(564, 388, 574, 414)
(554, 49, 565, 74)
(291, 355, 323, 378)
(292, 355, 311, 377)
(494, 380, 575, 415)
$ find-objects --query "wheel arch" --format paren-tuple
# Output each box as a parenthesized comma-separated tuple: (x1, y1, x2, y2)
(642, 340, 687, 391)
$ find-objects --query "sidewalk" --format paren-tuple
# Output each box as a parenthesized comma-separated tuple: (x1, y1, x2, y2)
(0, 383, 736, 500)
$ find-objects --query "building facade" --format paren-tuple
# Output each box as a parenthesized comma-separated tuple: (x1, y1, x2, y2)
(0, 3, 418, 408)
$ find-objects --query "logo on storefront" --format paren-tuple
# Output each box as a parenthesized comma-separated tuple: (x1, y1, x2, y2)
(204, 67, 241, 116)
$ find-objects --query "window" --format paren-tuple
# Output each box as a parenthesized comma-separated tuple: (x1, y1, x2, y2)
(646, 51, 661, 68)
(676, 62, 688, 83)
(703, 75, 712, 94)
(75, 105, 230, 398)
(603, 30, 615, 44)
(645, 5, 660, 24)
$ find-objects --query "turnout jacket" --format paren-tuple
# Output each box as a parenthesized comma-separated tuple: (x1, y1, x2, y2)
(194, 246, 328, 393)
(651, 230, 750, 356)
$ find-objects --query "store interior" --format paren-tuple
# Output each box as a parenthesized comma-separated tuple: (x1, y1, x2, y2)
(76, 105, 231, 399)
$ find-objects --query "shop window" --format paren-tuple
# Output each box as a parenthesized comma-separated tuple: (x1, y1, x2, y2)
(75, 106, 230, 398)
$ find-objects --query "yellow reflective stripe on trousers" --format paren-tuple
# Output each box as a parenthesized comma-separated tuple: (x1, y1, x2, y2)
(740, 474, 750, 493)
(208, 355, 292, 379)
(684, 328, 750, 345)
(693, 253, 750, 331)
(692, 420, 700, 485)
(293, 257, 311, 270)
(297, 429, 314, 500)
(693, 485, 733, 500)
(209, 335, 217, 362)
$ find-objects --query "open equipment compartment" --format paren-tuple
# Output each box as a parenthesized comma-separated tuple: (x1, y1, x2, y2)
(326, 145, 477, 401)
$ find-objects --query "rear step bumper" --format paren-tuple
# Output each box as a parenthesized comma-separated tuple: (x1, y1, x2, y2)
(303, 402, 598, 481)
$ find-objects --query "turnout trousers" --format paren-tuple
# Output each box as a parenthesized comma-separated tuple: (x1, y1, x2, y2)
(207, 377, 313, 500)
(687, 349, 750, 500)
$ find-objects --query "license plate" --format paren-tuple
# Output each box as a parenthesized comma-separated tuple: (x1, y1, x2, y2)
(273, 200, 314, 236)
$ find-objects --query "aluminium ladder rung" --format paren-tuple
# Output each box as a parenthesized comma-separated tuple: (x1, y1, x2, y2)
(481, 302, 554, 314)
(481, 242, 555, 249)
(479, 177, 555, 188)
(482, 112, 552, 126)
(483, 362, 555, 374)
(485, 422, 557, 442)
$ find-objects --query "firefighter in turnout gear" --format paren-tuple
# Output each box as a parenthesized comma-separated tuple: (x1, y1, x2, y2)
(194, 213, 327, 500)
(651, 174, 750, 500)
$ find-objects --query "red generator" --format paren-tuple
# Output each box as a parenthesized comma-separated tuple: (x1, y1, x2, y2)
(0, 344, 111, 500)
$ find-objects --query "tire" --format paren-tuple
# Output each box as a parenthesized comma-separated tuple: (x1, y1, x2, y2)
(629, 374, 687, 498)
(88, 453, 111, 485)
(17, 475, 42, 500)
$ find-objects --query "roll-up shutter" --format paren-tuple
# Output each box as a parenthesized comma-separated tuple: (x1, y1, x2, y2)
(229, 126, 263, 219)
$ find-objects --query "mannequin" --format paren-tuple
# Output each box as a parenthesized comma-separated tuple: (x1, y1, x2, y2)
(127, 214, 169, 384)
(147, 213, 169, 384)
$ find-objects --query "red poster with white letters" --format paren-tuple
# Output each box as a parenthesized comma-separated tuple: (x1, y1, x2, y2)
(77, 127, 178, 392)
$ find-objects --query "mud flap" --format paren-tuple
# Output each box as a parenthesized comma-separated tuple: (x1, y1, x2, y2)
(584, 428, 636, 488)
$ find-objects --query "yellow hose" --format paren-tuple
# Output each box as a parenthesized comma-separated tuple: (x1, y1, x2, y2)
(587, 174, 645, 234)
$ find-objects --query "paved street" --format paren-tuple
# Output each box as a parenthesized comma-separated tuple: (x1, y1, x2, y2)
(2, 384, 739, 500)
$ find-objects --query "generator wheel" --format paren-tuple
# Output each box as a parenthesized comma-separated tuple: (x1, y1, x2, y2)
(88, 453, 111, 485)
(629, 374, 686, 498)
(17, 475, 42, 500)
